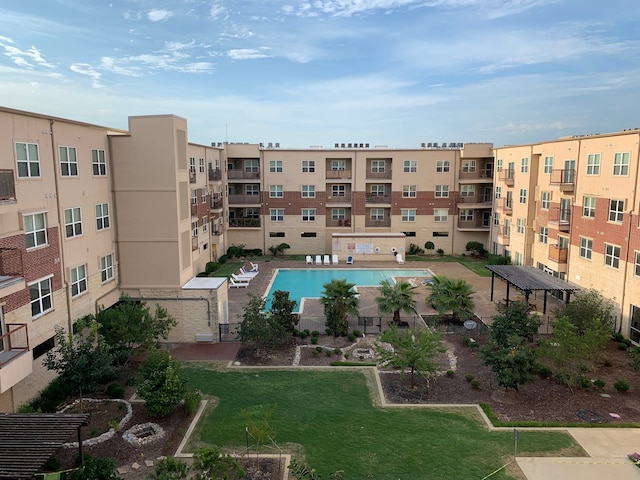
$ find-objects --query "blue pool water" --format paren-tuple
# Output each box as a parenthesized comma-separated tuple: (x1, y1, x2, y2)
(264, 268, 431, 312)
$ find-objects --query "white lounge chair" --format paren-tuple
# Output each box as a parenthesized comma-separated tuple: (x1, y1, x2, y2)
(332, 254, 339, 265)
(396, 253, 405, 264)
(231, 273, 254, 282)
(229, 278, 250, 288)
(306, 255, 313, 264)
(323, 254, 330, 265)
(315, 255, 322, 265)
(239, 267, 259, 277)
(346, 255, 354, 265)
(250, 262, 259, 272)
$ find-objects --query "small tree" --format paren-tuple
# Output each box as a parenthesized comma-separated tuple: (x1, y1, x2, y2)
(69, 456, 119, 480)
(375, 279, 418, 325)
(553, 288, 616, 335)
(320, 279, 360, 337)
(136, 349, 187, 417)
(268, 242, 291, 256)
(376, 326, 443, 389)
(270, 290, 299, 335)
(427, 275, 475, 322)
(465, 241, 487, 257)
(242, 405, 277, 469)
(424, 241, 435, 254)
(148, 457, 189, 480)
(192, 446, 244, 480)
(237, 293, 298, 349)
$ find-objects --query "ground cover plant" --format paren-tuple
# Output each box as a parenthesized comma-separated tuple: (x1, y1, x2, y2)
(184, 368, 580, 479)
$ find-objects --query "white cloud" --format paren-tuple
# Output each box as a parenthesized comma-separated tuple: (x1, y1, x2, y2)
(70, 63, 103, 89)
(210, 3, 228, 19)
(227, 48, 270, 60)
(147, 9, 173, 22)
(0, 39, 56, 69)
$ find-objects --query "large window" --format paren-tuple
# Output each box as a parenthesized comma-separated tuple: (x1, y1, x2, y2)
(95, 203, 110, 230)
(302, 160, 315, 173)
(269, 160, 283, 173)
(71, 264, 87, 297)
(519, 188, 527, 204)
(461, 185, 475, 198)
(370, 209, 384, 221)
(544, 156, 554, 174)
(579, 237, 592, 259)
(302, 208, 315, 222)
(436, 160, 450, 173)
(16, 142, 40, 178)
(245, 159, 259, 173)
(460, 209, 474, 221)
(435, 185, 449, 198)
(517, 218, 525, 234)
(331, 160, 346, 171)
(331, 208, 345, 220)
(613, 152, 630, 176)
(605, 243, 621, 269)
(402, 185, 417, 198)
(461, 160, 476, 173)
(92, 149, 107, 176)
(59, 146, 78, 177)
(192, 220, 198, 236)
(520, 157, 529, 173)
(583, 196, 596, 218)
(246, 184, 260, 196)
(586, 154, 600, 175)
(269, 185, 284, 198)
(541, 191, 551, 210)
(24, 212, 47, 249)
(29, 276, 53, 318)
(191, 189, 197, 205)
(401, 209, 416, 222)
(331, 185, 345, 197)
(371, 160, 385, 173)
(270, 208, 284, 221)
(434, 208, 448, 222)
(609, 199, 624, 223)
(370, 185, 385, 196)
(301, 185, 316, 198)
(539, 226, 548, 244)
(403, 160, 417, 173)
(64, 207, 83, 238)
(495, 186, 501, 199)
(199, 158, 205, 173)
(189, 157, 196, 172)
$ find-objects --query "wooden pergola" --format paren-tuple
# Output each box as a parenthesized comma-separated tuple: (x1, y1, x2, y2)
(485, 265, 581, 314)
(0, 413, 89, 479)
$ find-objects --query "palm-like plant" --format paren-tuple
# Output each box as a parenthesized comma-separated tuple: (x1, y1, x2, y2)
(375, 279, 418, 325)
(320, 278, 360, 336)
(427, 275, 475, 322)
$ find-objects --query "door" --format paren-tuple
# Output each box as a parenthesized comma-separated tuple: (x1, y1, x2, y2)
(563, 160, 575, 183)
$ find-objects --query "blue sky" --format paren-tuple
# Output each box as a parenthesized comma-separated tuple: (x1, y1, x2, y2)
(1, 0, 639, 148)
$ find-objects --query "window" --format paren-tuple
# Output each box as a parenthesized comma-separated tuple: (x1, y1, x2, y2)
(64, 207, 82, 238)
(59, 146, 78, 176)
(246, 184, 260, 196)
(401, 209, 416, 222)
(370, 209, 384, 221)
(270, 208, 284, 221)
(493, 212, 499, 226)
(436, 160, 450, 173)
(24, 212, 47, 249)
(70, 264, 87, 297)
(269, 232, 285, 238)
(269, 185, 283, 198)
(371, 160, 385, 173)
(402, 185, 417, 198)
(496, 159, 503, 172)
(199, 158, 205, 173)
(29, 276, 52, 318)
(201, 216, 207, 233)
(495, 186, 501, 199)
(461, 185, 475, 197)
(539, 226, 548, 244)
(302, 208, 316, 222)
(579, 237, 593, 259)
(300, 232, 317, 238)
(100, 254, 114, 282)
(506, 191, 513, 208)
(609, 199, 624, 223)
(192, 220, 198, 236)
(331, 160, 346, 171)
(435, 185, 449, 198)
(613, 152, 630, 176)
(269, 160, 283, 173)
(246, 208, 260, 218)
(517, 218, 525, 234)
(433, 232, 449, 237)
(541, 191, 551, 210)
(544, 156, 554, 174)
(403, 160, 417, 173)
(460, 209, 473, 221)
(301, 185, 316, 198)
(586, 154, 600, 175)
(515, 252, 523, 266)
(201, 188, 206, 204)
(434, 208, 448, 222)
(331, 208, 345, 220)
(461, 160, 476, 173)
(92, 149, 107, 176)
(521, 157, 529, 173)
(245, 159, 259, 172)
(302, 160, 315, 173)
(189, 157, 196, 173)
(635, 252, 640, 277)
(519, 188, 527, 204)
(331, 185, 346, 196)
(16, 142, 40, 178)
(370, 185, 385, 196)
(583, 196, 596, 218)
(605, 243, 621, 269)
(95, 203, 110, 230)
(191, 189, 197, 205)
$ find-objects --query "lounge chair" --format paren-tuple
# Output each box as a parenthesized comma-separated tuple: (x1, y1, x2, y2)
(332, 254, 339, 265)
(231, 273, 254, 282)
(323, 254, 330, 265)
(408, 278, 417, 287)
(250, 262, 259, 272)
(396, 253, 404, 264)
(306, 255, 313, 264)
(421, 278, 434, 287)
(315, 255, 322, 265)
(239, 267, 259, 277)
(229, 278, 250, 288)
(346, 255, 354, 265)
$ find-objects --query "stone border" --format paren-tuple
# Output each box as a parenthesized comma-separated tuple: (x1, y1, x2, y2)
(58, 398, 133, 448)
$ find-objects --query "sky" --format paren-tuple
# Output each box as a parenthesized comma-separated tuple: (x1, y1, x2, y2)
(1, 0, 639, 149)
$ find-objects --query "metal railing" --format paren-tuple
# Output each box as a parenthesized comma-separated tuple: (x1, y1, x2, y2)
(229, 218, 261, 228)
(0, 324, 29, 367)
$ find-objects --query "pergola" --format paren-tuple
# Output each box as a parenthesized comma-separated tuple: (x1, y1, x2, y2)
(0, 413, 89, 479)
(485, 265, 581, 314)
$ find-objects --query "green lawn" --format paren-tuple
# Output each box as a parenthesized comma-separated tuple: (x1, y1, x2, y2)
(184, 368, 580, 479)
(407, 255, 492, 277)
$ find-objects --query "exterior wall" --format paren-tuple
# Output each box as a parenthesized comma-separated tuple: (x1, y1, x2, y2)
(331, 233, 407, 262)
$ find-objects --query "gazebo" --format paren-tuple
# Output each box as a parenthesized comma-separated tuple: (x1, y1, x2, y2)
(485, 265, 581, 314)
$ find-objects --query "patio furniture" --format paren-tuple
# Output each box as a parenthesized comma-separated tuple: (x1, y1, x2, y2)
(229, 278, 250, 288)
(306, 255, 313, 264)
(346, 255, 354, 265)
(323, 255, 330, 265)
(332, 254, 339, 265)
(315, 255, 322, 265)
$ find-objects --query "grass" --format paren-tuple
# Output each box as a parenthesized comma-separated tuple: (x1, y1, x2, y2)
(406, 254, 492, 277)
(184, 368, 581, 479)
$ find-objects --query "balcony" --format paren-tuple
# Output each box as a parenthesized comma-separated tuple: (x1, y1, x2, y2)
(499, 169, 515, 186)
(189, 170, 196, 183)
(208, 168, 222, 181)
(548, 244, 568, 263)
(457, 195, 492, 207)
(499, 197, 513, 215)
(229, 218, 261, 228)
(496, 226, 510, 245)
(228, 194, 261, 205)
(365, 218, 391, 228)
(0, 170, 16, 202)
(0, 324, 32, 394)
(365, 193, 391, 204)
(326, 193, 352, 203)
(458, 168, 493, 182)
(325, 169, 352, 180)
(228, 170, 260, 180)
(210, 194, 224, 210)
(548, 208, 571, 232)
(457, 218, 490, 231)
(326, 218, 352, 228)
(191, 236, 198, 251)
(366, 170, 392, 180)
(550, 169, 575, 192)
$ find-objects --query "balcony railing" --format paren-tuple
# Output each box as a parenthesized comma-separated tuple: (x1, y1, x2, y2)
(0, 170, 16, 201)
(548, 208, 571, 232)
(497, 226, 510, 245)
(208, 168, 222, 181)
(210, 195, 224, 210)
(228, 194, 261, 204)
(366, 170, 392, 180)
(499, 169, 515, 185)
(499, 197, 513, 213)
(365, 194, 391, 204)
(0, 248, 23, 277)
(457, 218, 490, 230)
(458, 195, 492, 205)
(458, 168, 493, 180)
(326, 193, 352, 203)
(550, 169, 575, 191)
(228, 170, 260, 180)
(325, 169, 352, 180)
(0, 324, 29, 367)
(326, 218, 352, 228)
(548, 245, 568, 263)
(365, 218, 391, 228)
(229, 218, 261, 228)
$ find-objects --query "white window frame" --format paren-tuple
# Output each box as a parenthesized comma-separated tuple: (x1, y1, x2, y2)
(539, 226, 548, 244)
(29, 276, 53, 318)
(269, 160, 283, 173)
(201, 216, 208, 233)
(92, 148, 107, 176)
(435, 185, 449, 198)
(302, 160, 315, 173)
(59, 146, 78, 177)
(24, 212, 48, 249)
(461, 160, 476, 173)
(493, 212, 500, 226)
(191, 190, 197, 205)
(583, 196, 596, 218)
(434, 208, 448, 222)
(544, 156, 554, 174)
(199, 158, 205, 173)
(520, 157, 529, 173)
(70, 264, 88, 298)
(613, 152, 630, 176)
(101, 254, 114, 283)
(461, 185, 475, 197)
(302, 208, 316, 222)
(16, 142, 41, 178)
(64, 207, 83, 239)
(436, 160, 450, 173)
(192, 220, 198, 236)
(371, 160, 385, 173)
(460, 209, 474, 222)
(245, 184, 260, 196)
(609, 199, 624, 223)
(269, 185, 284, 198)
(95, 203, 110, 230)
(201, 188, 207, 204)
(579, 237, 593, 259)
(401, 209, 416, 222)
(403, 160, 417, 173)
(301, 185, 316, 198)
(635, 251, 640, 277)
(519, 188, 527, 204)
(496, 159, 503, 172)
(189, 157, 196, 173)
(245, 159, 259, 173)
(270, 208, 284, 222)
(370, 185, 385, 196)
(586, 154, 600, 175)
(517, 218, 525, 234)
(332, 185, 346, 197)
(331, 208, 345, 220)
(402, 185, 417, 198)
(605, 243, 621, 269)
(331, 160, 346, 171)
(370, 208, 385, 221)
(495, 186, 501, 199)
(541, 191, 551, 210)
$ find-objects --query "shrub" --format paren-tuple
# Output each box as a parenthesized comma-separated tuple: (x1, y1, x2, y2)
(43, 457, 61, 472)
(149, 456, 189, 480)
(408, 243, 425, 255)
(310, 337, 318, 345)
(612, 332, 624, 342)
(298, 330, 309, 339)
(312, 350, 319, 356)
(462, 336, 477, 348)
(623, 338, 632, 347)
(593, 378, 606, 388)
(315, 346, 323, 353)
(334, 348, 342, 355)
(465, 241, 487, 257)
(348, 334, 356, 342)
(27, 376, 73, 413)
(325, 327, 333, 335)
(577, 376, 592, 389)
(487, 254, 512, 265)
(614, 380, 630, 393)
(617, 342, 628, 351)
(536, 365, 553, 379)
(106, 383, 125, 399)
(446, 369, 455, 377)
(218, 254, 228, 264)
(311, 330, 320, 337)
(136, 349, 187, 417)
(352, 329, 362, 337)
(470, 379, 480, 389)
(69, 455, 118, 480)
(436, 248, 444, 256)
(205, 261, 220, 273)
(325, 350, 332, 357)
(184, 390, 202, 415)
(464, 373, 474, 382)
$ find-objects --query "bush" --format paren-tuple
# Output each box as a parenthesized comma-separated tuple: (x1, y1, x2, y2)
(43, 457, 61, 472)
(312, 350, 319, 356)
(69, 455, 118, 480)
(408, 243, 425, 255)
(462, 336, 478, 348)
(218, 254, 228, 264)
(487, 254, 512, 265)
(464, 373, 474, 382)
(184, 390, 202, 415)
(424, 241, 435, 252)
(106, 383, 125, 399)
(205, 261, 220, 273)
(325, 327, 333, 335)
(593, 378, 606, 388)
(577, 376, 592, 389)
(352, 329, 362, 337)
(226, 245, 244, 258)
(311, 330, 320, 337)
(315, 346, 323, 353)
(310, 337, 318, 345)
(623, 338, 632, 347)
(446, 369, 455, 377)
(27, 376, 73, 413)
(617, 342, 628, 351)
(348, 334, 356, 342)
(465, 241, 487, 257)
(614, 380, 630, 393)
(612, 332, 624, 342)
(325, 350, 332, 357)
(298, 330, 309, 339)
(436, 248, 444, 256)
(334, 348, 342, 355)
(136, 349, 187, 417)
(149, 456, 189, 480)
(470, 379, 480, 389)
(536, 365, 553, 379)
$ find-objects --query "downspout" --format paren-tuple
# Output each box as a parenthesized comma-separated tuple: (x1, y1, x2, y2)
(48, 119, 74, 333)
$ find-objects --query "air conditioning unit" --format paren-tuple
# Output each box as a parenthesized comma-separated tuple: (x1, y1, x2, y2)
(421, 143, 426, 148)
(268, 142, 273, 148)
(347, 143, 352, 148)
(275, 142, 280, 148)
(334, 143, 339, 148)
(211, 142, 216, 147)
(259, 142, 264, 148)
(341, 143, 346, 148)
(359, 143, 364, 148)
(365, 143, 369, 148)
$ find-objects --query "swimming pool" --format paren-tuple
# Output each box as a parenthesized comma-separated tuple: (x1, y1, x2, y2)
(264, 268, 431, 312)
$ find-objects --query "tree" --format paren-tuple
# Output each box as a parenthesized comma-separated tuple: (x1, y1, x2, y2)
(242, 404, 277, 469)
(237, 293, 298, 349)
(465, 241, 487, 257)
(427, 275, 475, 322)
(43, 319, 116, 411)
(424, 241, 435, 254)
(553, 288, 616, 335)
(375, 279, 418, 325)
(136, 349, 187, 417)
(375, 325, 443, 389)
(192, 446, 244, 480)
(480, 301, 540, 391)
(96, 295, 177, 365)
(270, 290, 299, 335)
(69, 456, 119, 480)
(320, 279, 360, 337)
(268, 242, 291, 256)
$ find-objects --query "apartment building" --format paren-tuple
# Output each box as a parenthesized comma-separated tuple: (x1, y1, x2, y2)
(492, 129, 640, 341)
